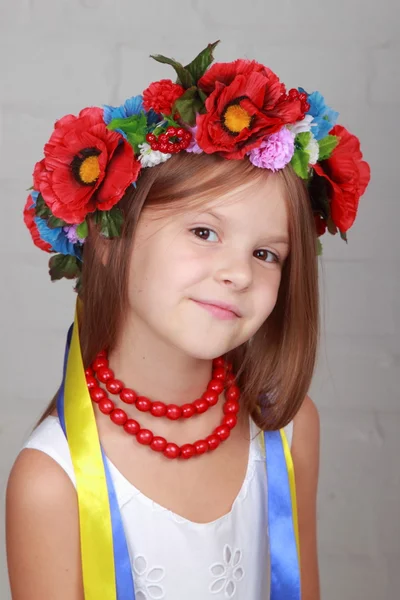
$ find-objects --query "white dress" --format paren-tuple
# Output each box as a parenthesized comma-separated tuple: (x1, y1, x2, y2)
(22, 415, 293, 600)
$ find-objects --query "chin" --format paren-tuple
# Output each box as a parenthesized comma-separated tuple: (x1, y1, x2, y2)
(172, 332, 245, 361)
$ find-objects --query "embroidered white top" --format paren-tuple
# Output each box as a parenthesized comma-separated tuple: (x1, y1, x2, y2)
(22, 415, 293, 600)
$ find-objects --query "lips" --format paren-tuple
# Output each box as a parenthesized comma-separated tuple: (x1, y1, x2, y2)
(191, 298, 242, 318)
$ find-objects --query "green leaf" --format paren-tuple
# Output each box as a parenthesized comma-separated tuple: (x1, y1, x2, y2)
(326, 216, 338, 235)
(295, 131, 312, 149)
(339, 230, 348, 242)
(76, 220, 89, 239)
(316, 238, 323, 256)
(173, 86, 205, 126)
(35, 193, 52, 219)
(149, 53, 194, 89)
(184, 40, 220, 83)
(290, 148, 310, 180)
(318, 135, 339, 161)
(49, 254, 81, 281)
(47, 215, 68, 229)
(94, 206, 124, 238)
(107, 113, 148, 153)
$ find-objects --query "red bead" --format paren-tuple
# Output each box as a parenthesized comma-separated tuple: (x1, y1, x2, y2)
(194, 398, 209, 414)
(226, 373, 236, 386)
(146, 133, 156, 143)
(202, 390, 219, 406)
(223, 400, 240, 415)
(86, 375, 97, 389)
(92, 356, 108, 371)
(120, 388, 137, 404)
(151, 142, 160, 151)
(85, 367, 94, 377)
(159, 142, 170, 153)
(176, 127, 185, 137)
(150, 436, 168, 452)
(90, 387, 107, 403)
(223, 414, 238, 429)
(182, 131, 192, 142)
(158, 133, 168, 144)
(110, 408, 127, 426)
(98, 398, 115, 414)
(206, 434, 220, 450)
(181, 444, 196, 459)
(181, 403, 196, 418)
(207, 379, 224, 394)
(215, 424, 231, 441)
(181, 139, 190, 150)
(163, 443, 181, 459)
(151, 401, 167, 417)
(97, 366, 114, 383)
(226, 385, 240, 402)
(166, 126, 176, 136)
(106, 379, 124, 394)
(213, 367, 226, 381)
(166, 405, 182, 420)
(213, 356, 225, 368)
(170, 143, 180, 153)
(124, 419, 140, 435)
(136, 396, 151, 412)
(194, 439, 209, 455)
(136, 429, 153, 445)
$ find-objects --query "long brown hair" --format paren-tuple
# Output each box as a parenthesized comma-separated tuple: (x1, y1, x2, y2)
(38, 152, 319, 430)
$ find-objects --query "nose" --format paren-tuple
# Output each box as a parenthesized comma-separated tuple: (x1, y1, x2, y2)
(213, 248, 253, 291)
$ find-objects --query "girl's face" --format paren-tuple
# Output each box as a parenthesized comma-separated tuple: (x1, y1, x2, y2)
(127, 173, 290, 360)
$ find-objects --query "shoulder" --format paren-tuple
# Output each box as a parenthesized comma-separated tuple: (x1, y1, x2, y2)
(292, 395, 320, 455)
(6, 447, 83, 598)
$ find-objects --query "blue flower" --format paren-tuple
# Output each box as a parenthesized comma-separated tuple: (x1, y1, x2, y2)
(103, 95, 160, 127)
(299, 88, 339, 141)
(34, 217, 80, 258)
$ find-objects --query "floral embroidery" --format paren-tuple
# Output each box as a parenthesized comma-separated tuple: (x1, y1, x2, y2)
(133, 555, 165, 599)
(209, 544, 244, 597)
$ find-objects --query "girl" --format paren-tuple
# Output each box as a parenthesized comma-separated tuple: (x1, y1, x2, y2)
(6, 42, 370, 600)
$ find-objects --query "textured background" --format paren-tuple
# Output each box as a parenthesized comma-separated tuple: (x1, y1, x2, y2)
(1, 1, 399, 598)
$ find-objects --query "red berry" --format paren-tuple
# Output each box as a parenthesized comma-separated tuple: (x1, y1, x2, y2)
(223, 414, 238, 429)
(106, 379, 123, 394)
(98, 398, 114, 414)
(181, 403, 196, 418)
(194, 439, 209, 455)
(163, 443, 181, 459)
(176, 127, 185, 137)
(194, 398, 209, 414)
(137, 429, 153, 445)
(226, 385, 240, 402)
(86, 375, 97, 389)
(150, 436, 168, 452)
(202, 390, 219, 406)
(136, 396, 151, 412)
(146, 133, 156, 143)
(166, 126, 176, 136)
(206, 434, 220, 450)
(124, 419, 140, 435)
(120, 388, 137, 404)
(159, 143, 170, 153)
(110, 408, 127, 426)
(97, 366, 114, 383)
(215, 424, 231, 441)
(166, 405, 182, 420)
(90, 387, 107, 403)
(151, 142, 160, 151)
(181, 444, 196, 459)
(151, 401, 167, 417)
(170, 143, 180, 154)
(159, 133, 168, 144)
(182, 131, 192, 142)
(223, 400, 240, 415)
(181, 139, 190, 150)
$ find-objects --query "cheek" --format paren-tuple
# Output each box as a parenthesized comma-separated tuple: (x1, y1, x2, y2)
(252, 272, 282, 323)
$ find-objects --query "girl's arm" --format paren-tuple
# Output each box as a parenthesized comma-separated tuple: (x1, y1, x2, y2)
(291, 395, 321, 600)
(6, 449, 84, 599)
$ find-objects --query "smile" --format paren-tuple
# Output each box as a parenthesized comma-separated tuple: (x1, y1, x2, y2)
(191, 299, 242, 320)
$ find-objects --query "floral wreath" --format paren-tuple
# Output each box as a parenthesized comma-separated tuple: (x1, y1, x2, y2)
(24, 41, 371, 283)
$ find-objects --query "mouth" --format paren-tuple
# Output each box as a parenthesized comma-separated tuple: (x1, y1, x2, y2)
(191, 299, 242, 320)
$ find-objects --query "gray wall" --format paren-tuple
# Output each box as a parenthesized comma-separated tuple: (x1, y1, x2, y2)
(1, 1, 399, 598)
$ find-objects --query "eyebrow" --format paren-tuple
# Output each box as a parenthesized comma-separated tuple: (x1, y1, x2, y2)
(203, 209, 290, 246)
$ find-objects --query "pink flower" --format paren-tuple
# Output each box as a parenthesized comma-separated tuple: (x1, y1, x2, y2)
(185, 125, 203, 154)
(248, 127, 295, 171)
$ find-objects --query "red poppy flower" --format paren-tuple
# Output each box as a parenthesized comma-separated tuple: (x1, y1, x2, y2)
(33, 107, 141, 224)
(313, 125, 371, 232)
(23, 194, 52, 253)
(142, 79, 185, 116)
(196, 59, 305, 159)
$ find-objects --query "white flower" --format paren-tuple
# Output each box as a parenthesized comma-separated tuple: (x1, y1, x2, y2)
(138, 143, 171, 168)
(209, 544, 244, 597)
(288, 114, 315, 136)
(305, 135, 319, 165)
(133, 555, 165, 599)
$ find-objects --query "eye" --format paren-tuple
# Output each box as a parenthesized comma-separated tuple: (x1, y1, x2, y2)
(191, 227, 219, 242)
(254, 249, 280, 264)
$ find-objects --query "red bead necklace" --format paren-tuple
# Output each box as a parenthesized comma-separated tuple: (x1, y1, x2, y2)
(86, 352, 240, 460)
